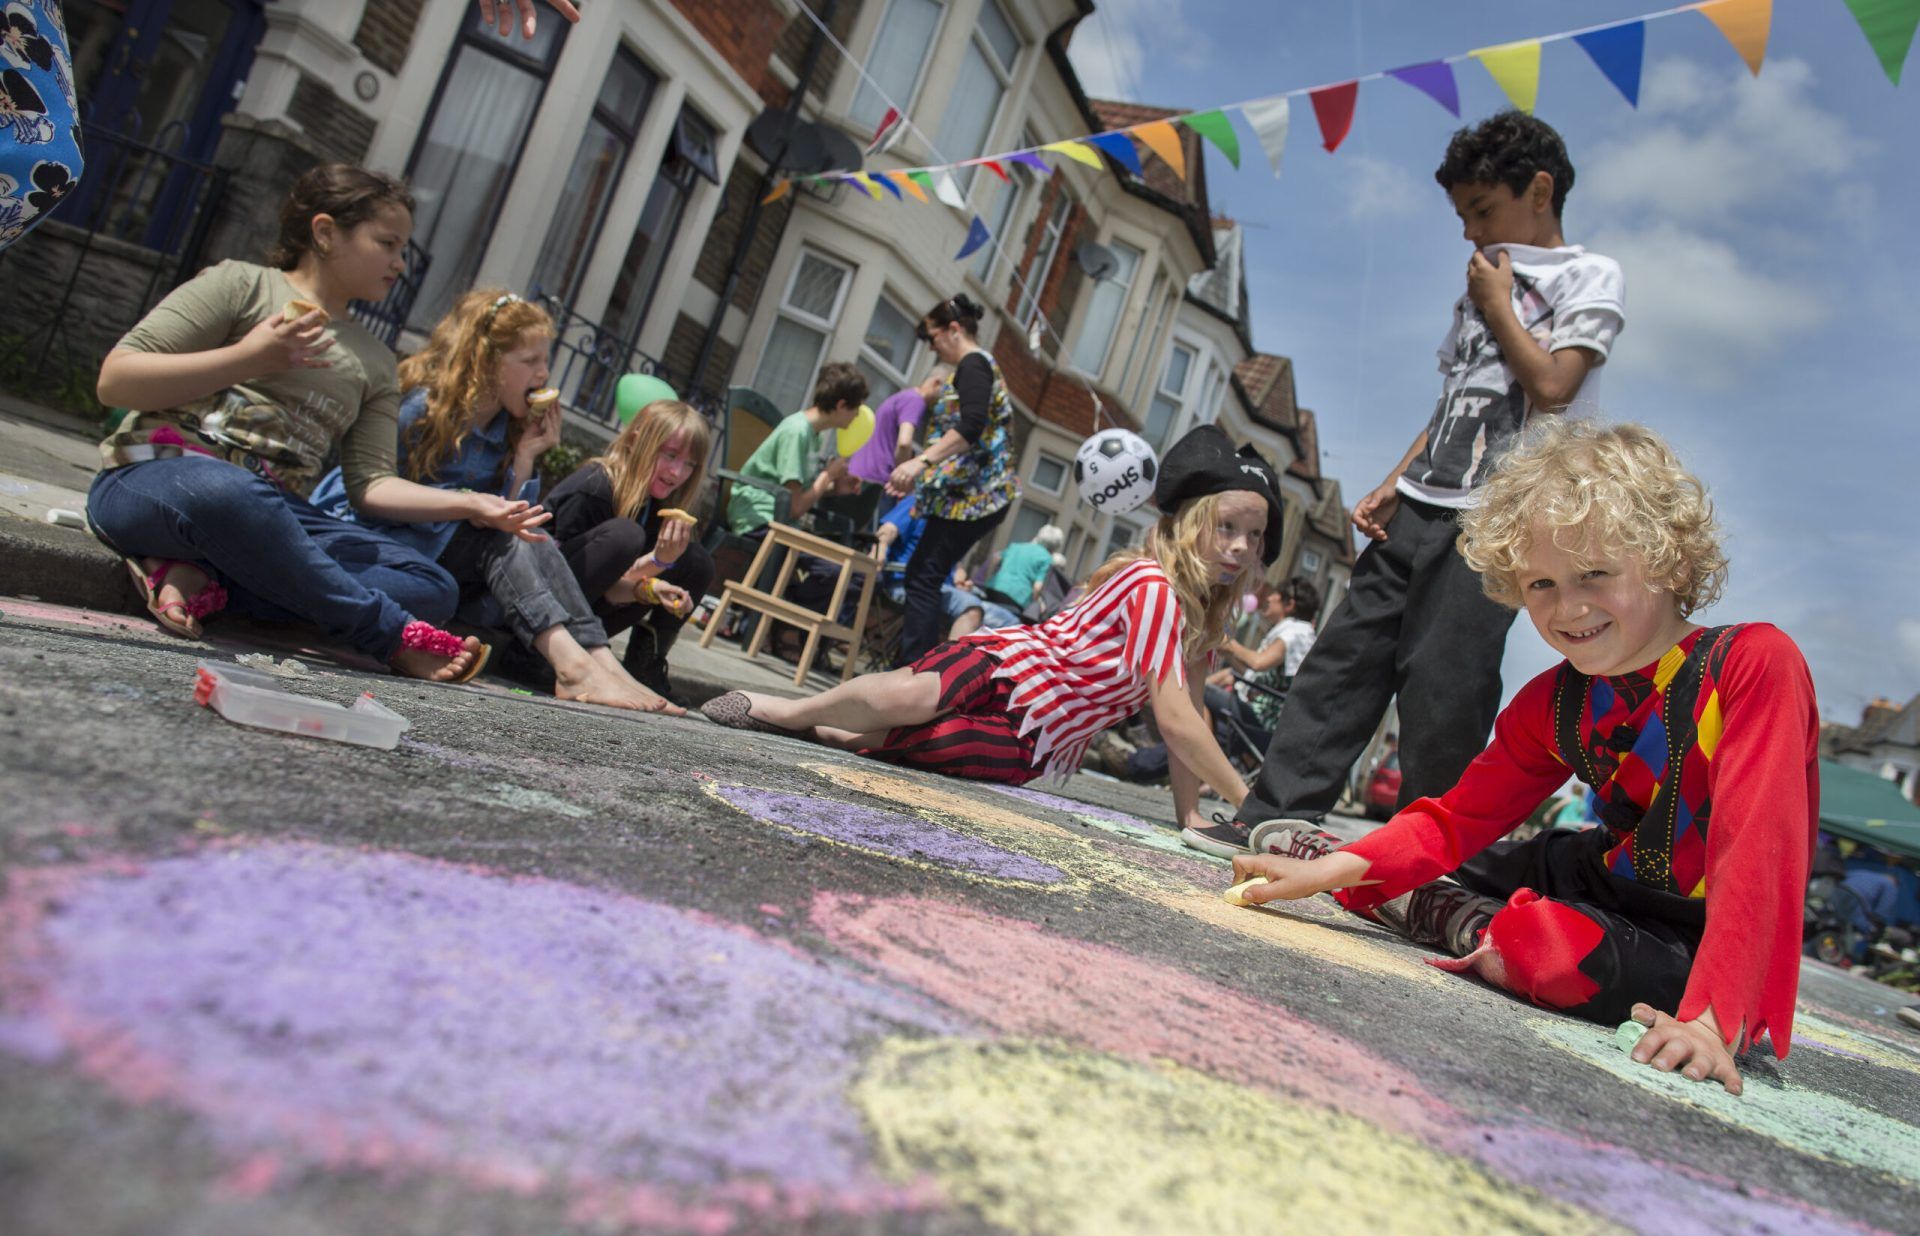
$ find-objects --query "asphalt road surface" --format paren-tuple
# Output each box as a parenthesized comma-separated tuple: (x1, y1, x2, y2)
(2, 597, 1917, 1235)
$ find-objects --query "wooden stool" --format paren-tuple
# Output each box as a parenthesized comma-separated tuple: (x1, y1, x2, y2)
(698, 521, 882, 687)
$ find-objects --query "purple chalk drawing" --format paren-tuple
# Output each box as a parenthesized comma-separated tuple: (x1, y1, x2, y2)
(993, 785, 1153, 832)
(712, 785, 1066, 884)
(0, 843, 960, 1224)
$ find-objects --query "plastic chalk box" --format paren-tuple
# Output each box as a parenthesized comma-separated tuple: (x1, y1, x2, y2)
(193, 660, 410, 749)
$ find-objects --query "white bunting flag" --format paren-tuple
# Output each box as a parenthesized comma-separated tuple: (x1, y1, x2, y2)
(1240, 95, 1291, 177)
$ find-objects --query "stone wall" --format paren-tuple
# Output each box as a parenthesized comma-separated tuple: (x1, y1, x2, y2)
(0, 220, 180, 406)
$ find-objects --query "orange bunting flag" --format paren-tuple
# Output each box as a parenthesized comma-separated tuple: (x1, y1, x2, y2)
(760, 179, 791, 205)
(1699, 0, 1772, 76)
(1470, 40, 1542, 113)
(890, 171, 928, 202)
(1133, 119, 1188, 180)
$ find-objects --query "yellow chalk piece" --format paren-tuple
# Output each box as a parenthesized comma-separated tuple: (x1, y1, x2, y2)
(1224, 875, 1268, 906)
(855, 1039, 1602, 1235)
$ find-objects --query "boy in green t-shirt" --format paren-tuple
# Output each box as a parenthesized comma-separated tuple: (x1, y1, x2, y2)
(726, 362, 868, 534)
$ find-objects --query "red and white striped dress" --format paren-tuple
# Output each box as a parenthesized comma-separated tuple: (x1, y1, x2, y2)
(961, 557, 1191, 779)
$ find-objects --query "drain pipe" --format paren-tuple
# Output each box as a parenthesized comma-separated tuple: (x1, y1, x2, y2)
(688, 0, 839, 396)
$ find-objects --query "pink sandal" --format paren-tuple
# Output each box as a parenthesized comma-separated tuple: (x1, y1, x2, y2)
(126, 558, 228, 639)
(395, 620, 490, 684)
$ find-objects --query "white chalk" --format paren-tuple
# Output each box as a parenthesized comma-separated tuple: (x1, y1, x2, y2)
(45, 508, 87, 529)
(1224, 876, 1270, 907)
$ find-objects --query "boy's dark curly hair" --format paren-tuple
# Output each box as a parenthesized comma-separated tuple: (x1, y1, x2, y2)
(1433, 111, 1575, 217)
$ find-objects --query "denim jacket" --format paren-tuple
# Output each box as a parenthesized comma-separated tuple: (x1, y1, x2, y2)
(310, 387, 541, 561)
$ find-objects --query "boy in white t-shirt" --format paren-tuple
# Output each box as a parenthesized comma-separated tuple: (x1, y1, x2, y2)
(1185, 111, 1626, 857)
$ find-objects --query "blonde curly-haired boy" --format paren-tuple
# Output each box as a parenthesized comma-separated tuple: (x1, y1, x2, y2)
(1233, 420, 1819, 1094)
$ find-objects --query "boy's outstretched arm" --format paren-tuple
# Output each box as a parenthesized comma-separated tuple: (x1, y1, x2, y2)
(1466, 251, 1598, 412)
(1231, 850, 1379, 902)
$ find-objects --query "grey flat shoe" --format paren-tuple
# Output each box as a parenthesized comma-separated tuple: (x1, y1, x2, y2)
(701, 691, 793, 735)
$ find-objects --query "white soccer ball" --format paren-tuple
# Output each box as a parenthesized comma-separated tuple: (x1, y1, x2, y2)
(1073, 429, 1159, 515)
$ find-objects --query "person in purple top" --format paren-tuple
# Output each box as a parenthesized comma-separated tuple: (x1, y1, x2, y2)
(846, 368, 950, 487)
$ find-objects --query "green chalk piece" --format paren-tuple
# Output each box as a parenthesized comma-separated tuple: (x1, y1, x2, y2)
(509, 688, 536, 696)
(1615, 1020, 1649, 1054)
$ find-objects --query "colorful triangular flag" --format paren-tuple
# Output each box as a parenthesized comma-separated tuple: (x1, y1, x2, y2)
(955, 215, 992, 261)
(1007, 150, 1052, 175)
(1387, 61, 1459, 116)
(1309, 81, 1358, 153)
(1133, 119, 1188, 180)
(889, 171, 928, 202)
(931, 169, 967, 210)
(866, 106, 906, 156)
(1840, 0, 1920, 84)
(1179, 110, 1240, 168)
(1240, 96, 1290, 176)
(976, 159, 1011, 183)
(1574, 22, 1645, 106)
(1087, 132, 1145, 176)
(1698, 0, 1771, 76)
(760, 179, 791, 205)
(1042, 139, 1105, 168)
(1471, 41, 1542, 113)
(844, 174, 880, 199)
(869, 170, 904, 200)
(907, 170, 936, 200)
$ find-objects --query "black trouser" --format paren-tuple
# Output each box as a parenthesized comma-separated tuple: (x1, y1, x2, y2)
(555, 518, 715, 673)
(1451, 828, 1704, 1025)
(1236, 496, 1514, 825)
(898, 506, 1008, 666)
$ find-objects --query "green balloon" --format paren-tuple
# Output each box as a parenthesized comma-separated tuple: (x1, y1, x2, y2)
(615, 373, 679, 424)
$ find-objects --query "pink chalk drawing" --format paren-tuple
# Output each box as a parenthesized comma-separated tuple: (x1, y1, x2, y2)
(811, 892, 1886, 1236)
(0, 842, 957, 1229)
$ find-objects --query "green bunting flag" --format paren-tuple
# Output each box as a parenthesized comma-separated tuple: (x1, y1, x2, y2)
(1178, 110, 1241, 168)
(1841, 0, 1920, 83)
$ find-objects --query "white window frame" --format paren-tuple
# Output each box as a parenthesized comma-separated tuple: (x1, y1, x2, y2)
(1015, 188, 1072, 330)
(1143, 338, 1198, 450)
(1069, 238, 1143, 378)
(849, 0, 949, 131)
(857, 288, 921, 401)
(1029, 450, 1070, 496)
(1115, 267, 1166, 400)
(1301, 548, 1324, 574)
(1128, 285, 1178, 409)
(940, 0, 1021, 193)
(752, 247, 856, 409)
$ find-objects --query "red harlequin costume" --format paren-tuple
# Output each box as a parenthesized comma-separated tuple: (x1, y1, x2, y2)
(1337, 623, 1819, 1055)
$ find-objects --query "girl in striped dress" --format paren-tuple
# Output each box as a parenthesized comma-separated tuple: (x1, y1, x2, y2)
(704, 427, 1285, 833)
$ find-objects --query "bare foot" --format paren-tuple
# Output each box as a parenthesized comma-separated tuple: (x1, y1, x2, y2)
(556, 663, 684, 716)
(390, 634, 485, 682)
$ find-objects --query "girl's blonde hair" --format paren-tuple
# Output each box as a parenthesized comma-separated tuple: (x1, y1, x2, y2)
(586, 398, 713, 520)
(1458, 419, 1727, 616)
(397, 289, 555, 484)
(1085, 492, 1262, 662)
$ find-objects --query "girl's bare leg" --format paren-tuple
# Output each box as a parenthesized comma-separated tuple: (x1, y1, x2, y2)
(532, 626, 683, 715)
(812, 725, 892, 751)
(738, 667, 942, 735)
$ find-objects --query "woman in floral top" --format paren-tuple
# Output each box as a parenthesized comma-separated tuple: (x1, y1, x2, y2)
(885, 293, 1020, 665)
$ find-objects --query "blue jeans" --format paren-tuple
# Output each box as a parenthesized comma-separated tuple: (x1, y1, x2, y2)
(88, 457, 457, 660)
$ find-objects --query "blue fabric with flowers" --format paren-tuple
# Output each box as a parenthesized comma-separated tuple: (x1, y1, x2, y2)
(0, 0, 81, 251)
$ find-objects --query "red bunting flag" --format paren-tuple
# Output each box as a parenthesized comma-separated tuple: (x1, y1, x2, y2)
(1309, 82, 1359, 153)
(866, 107, 906, 156)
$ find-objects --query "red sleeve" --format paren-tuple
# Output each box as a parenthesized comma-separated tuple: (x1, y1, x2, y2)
(1338, 668, 1570, 912)
(1673, 624, 1819, 1058)
(1121, 570, 1185, 688)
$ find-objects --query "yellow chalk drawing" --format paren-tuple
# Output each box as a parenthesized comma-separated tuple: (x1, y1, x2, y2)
(806, 763, 1081, 840)
(1790, 1011, 1920, 1078)
(699, 781, 1092, 895)
(1140, 883, 1450, 987)
(1531, 1019, 1920, 1184)
(854, 1038, 1607, 1236)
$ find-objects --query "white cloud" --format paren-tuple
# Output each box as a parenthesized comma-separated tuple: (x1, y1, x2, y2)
(1066, 0, 1209, 101)
(1587, 220, 1825, 388)
(1582, 58, 1869, 224)
(1900, 619, 1920, 676)
(1342, 155, 1424, 219)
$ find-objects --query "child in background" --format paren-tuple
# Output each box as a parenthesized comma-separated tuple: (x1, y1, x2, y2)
(870, 492, 988, 639)
(544, 398, 715, 703)
(1233, 422, 1818, 1094)
(309, 290, 678, 713)
(845, 368, 950, 487)
(705, 427, 1284, 824)
(88, 163, 486, 682)
(725, 362, 867, 537)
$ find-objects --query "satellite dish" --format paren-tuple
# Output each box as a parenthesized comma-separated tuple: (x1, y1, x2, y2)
(744, 110, 863, 175)
(1075, 241, 1120, 282)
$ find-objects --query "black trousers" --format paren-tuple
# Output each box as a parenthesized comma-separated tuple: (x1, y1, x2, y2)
(1237, 496, 1514, 825)
(898, 506, 1008, 666)
(1453, 828, 1704, 1025)
(555, 518, 715, 673)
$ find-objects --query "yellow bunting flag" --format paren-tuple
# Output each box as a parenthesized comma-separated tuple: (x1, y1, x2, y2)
(1042, 139, 1105, 168)
(1699, 0, 1772, 76)
(1470, 40, 1542, 113)
(850, 173, 883, 198)
(760, 179, 791, 205)
(1132, 119, 1188, 180)
(889, 171, 928, 202)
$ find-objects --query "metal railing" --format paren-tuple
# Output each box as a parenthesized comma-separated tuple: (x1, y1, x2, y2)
(349, 238, 433, 350)
(531, 290, 718, 430)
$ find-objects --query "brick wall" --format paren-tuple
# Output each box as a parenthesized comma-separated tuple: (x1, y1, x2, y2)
(668, 0, 793, 108)
(353, 0, 430, 75)
(286, 75, 378, 165)
(0, 221, 181, 401)
(1006, 180, 1088, 362)
(992, 322, 1140, 441)
(693, 158, 795, 311)
(775, 0, 865, 101)
(663, 311, 737, 405)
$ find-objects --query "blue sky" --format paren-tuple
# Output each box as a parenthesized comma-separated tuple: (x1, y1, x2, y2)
(1068, 0, 1920, 723)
